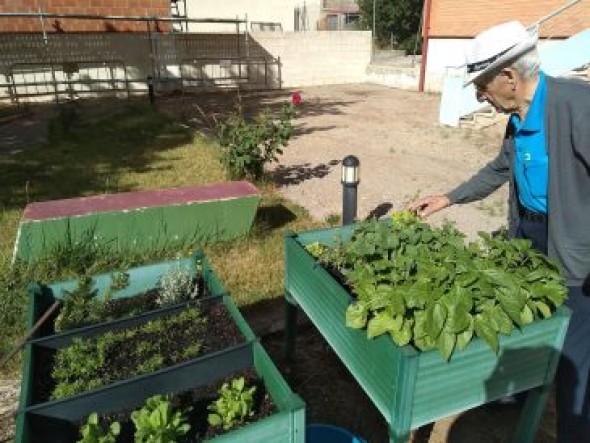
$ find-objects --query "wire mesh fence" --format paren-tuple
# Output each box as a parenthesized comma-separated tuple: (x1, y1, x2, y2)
(0, 12, 282, 107)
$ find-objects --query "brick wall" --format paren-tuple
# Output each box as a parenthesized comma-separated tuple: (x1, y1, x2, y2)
(430, 0, 590, 38)
(0, 0, 171, 32)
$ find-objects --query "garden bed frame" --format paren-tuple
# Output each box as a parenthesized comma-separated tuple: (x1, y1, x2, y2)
(284, 225, 570, 443)
(16, 253, 305, 443)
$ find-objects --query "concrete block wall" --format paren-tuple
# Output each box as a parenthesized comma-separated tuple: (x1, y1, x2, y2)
(252, 31, 371, 87)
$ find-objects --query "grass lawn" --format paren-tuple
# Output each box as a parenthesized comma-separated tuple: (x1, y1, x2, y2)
(0, 98, 322, 376)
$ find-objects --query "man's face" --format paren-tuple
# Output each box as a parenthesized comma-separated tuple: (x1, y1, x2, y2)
(474, 70, 518, 114)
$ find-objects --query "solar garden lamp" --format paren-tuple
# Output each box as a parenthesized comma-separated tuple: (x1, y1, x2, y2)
(341, 155, 360, 225)
(147, 76, 155, 105)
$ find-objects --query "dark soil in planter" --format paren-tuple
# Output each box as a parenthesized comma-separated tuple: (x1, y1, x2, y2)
(87, 369, 275, 443)
(35, 300, 243, 403)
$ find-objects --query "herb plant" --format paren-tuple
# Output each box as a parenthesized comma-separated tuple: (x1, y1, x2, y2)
(54, 276, 102, 332)
(216, 102, 294, 180)
(207, 377, 256, 431)
(312, 212, 567, 361)
(54, 271, 131, 332)
(156, 268, 195, 307)
(51, 307, 205, 399)
(131, 395, 191, 443)
(77, 413, 120, 443)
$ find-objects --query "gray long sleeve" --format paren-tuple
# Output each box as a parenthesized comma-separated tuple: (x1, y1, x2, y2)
(446, 141, 511, 204)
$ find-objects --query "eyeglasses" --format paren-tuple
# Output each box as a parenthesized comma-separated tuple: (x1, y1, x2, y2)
(473, 72, 501, 92)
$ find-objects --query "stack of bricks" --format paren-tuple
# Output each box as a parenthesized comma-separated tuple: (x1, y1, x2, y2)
(0, 0, 171, 33)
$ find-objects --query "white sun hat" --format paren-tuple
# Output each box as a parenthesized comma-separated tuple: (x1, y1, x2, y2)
(464, 20, 539, 86)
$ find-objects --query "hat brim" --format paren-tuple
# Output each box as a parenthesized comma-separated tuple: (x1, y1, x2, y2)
(463, 30, 538, 87)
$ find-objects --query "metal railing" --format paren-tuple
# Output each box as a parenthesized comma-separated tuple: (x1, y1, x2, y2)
(1, 60, 130, 104)
(0, 11, 282, 105)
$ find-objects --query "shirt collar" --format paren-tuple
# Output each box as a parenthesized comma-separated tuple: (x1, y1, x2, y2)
(513, 71, 546, 133)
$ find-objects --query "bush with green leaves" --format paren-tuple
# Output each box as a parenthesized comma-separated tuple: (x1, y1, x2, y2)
(131, 395, 191, 443)
(77, 413, 120, 443)
(207, 377, 256, 431)
(309, 211, 568, 361)
(216, 102, 294, 180)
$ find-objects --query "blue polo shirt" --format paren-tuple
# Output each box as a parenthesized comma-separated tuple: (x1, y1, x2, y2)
(510, 71, 548, 214)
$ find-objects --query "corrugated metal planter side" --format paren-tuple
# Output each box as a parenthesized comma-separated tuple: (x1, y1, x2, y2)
(17, 339, 304, 443)
(15, 254, 304, 442)
(285, 226, 570, 441)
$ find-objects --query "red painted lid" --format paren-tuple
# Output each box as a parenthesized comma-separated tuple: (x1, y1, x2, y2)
(23, 181, 259, 221)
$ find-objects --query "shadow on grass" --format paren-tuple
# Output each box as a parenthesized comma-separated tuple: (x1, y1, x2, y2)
(253, 204, 297, 235)
(0, 99, 193, 211)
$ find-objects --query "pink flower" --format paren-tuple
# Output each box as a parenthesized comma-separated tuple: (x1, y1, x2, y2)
(291, 91, 302, 105)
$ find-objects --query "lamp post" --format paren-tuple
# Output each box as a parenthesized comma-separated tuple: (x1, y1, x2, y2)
(147, 76, 155, 105)
(341, 155, 360, 225)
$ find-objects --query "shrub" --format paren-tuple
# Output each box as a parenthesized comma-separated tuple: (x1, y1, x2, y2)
(216, 102, 295, 180)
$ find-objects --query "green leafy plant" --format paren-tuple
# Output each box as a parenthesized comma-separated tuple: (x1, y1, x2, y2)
(156, 268, 194, 307)
(54, 276, 102, 332)
(313, 211, 568, 361)
(207, 376, 257, 431)
(131, 395, 191, 443)
(51, 307, 205, 399)
(77, 412, 120, 443)
(54, 270, 132, 332)
(216, 102, 294, 180)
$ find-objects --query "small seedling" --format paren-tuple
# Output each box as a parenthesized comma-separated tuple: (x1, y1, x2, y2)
(131, 395, 191, 443)
(77, 412, 120, 443)
(208, 377, 256, 431)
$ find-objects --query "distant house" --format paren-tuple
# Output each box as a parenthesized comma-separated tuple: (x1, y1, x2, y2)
(0, 0, 171, 32)
(180, 0, 359, 33)
(424, 0, 590, 90)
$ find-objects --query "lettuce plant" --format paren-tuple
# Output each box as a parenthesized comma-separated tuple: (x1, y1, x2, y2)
(77, 412, 120, 443)
(131, 395, 190, 443)
(207, 377, 256, 431)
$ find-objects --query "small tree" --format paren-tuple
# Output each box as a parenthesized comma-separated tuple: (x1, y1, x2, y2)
(357, 0, 423, 54)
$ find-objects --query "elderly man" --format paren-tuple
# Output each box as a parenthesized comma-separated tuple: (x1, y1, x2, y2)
(409, 20, 590, 442)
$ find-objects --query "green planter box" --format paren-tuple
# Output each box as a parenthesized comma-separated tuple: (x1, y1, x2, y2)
(16, 255, 305, 443)
(284, 225, 570, 443)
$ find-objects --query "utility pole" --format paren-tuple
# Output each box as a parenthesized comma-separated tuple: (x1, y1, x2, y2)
(372, 0, 377, 62)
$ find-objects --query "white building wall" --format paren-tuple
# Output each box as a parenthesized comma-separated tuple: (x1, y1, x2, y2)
(252, 31, 372, 87)
(184, 0, 322, 32)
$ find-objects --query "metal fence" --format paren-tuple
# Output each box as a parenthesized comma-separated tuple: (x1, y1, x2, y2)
(0, 12, 282, 106)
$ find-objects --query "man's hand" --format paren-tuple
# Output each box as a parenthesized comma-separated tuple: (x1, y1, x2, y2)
(408, 195, 451, 218)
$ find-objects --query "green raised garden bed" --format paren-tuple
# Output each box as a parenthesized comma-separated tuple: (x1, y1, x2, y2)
(284, 224, 570, 443)
(16, 255, 305, 443)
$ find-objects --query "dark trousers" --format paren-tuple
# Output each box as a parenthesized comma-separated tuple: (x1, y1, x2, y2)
(516, 217, 590, 442)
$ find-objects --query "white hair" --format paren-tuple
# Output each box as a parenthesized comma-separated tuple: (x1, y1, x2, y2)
(509, 48, 541, 79)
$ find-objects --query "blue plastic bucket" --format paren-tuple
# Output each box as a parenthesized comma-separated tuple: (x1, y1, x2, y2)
(306, 424, 367, 443)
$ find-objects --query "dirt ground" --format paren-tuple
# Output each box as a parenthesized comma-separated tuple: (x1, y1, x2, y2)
(0, 84, 558, 443)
